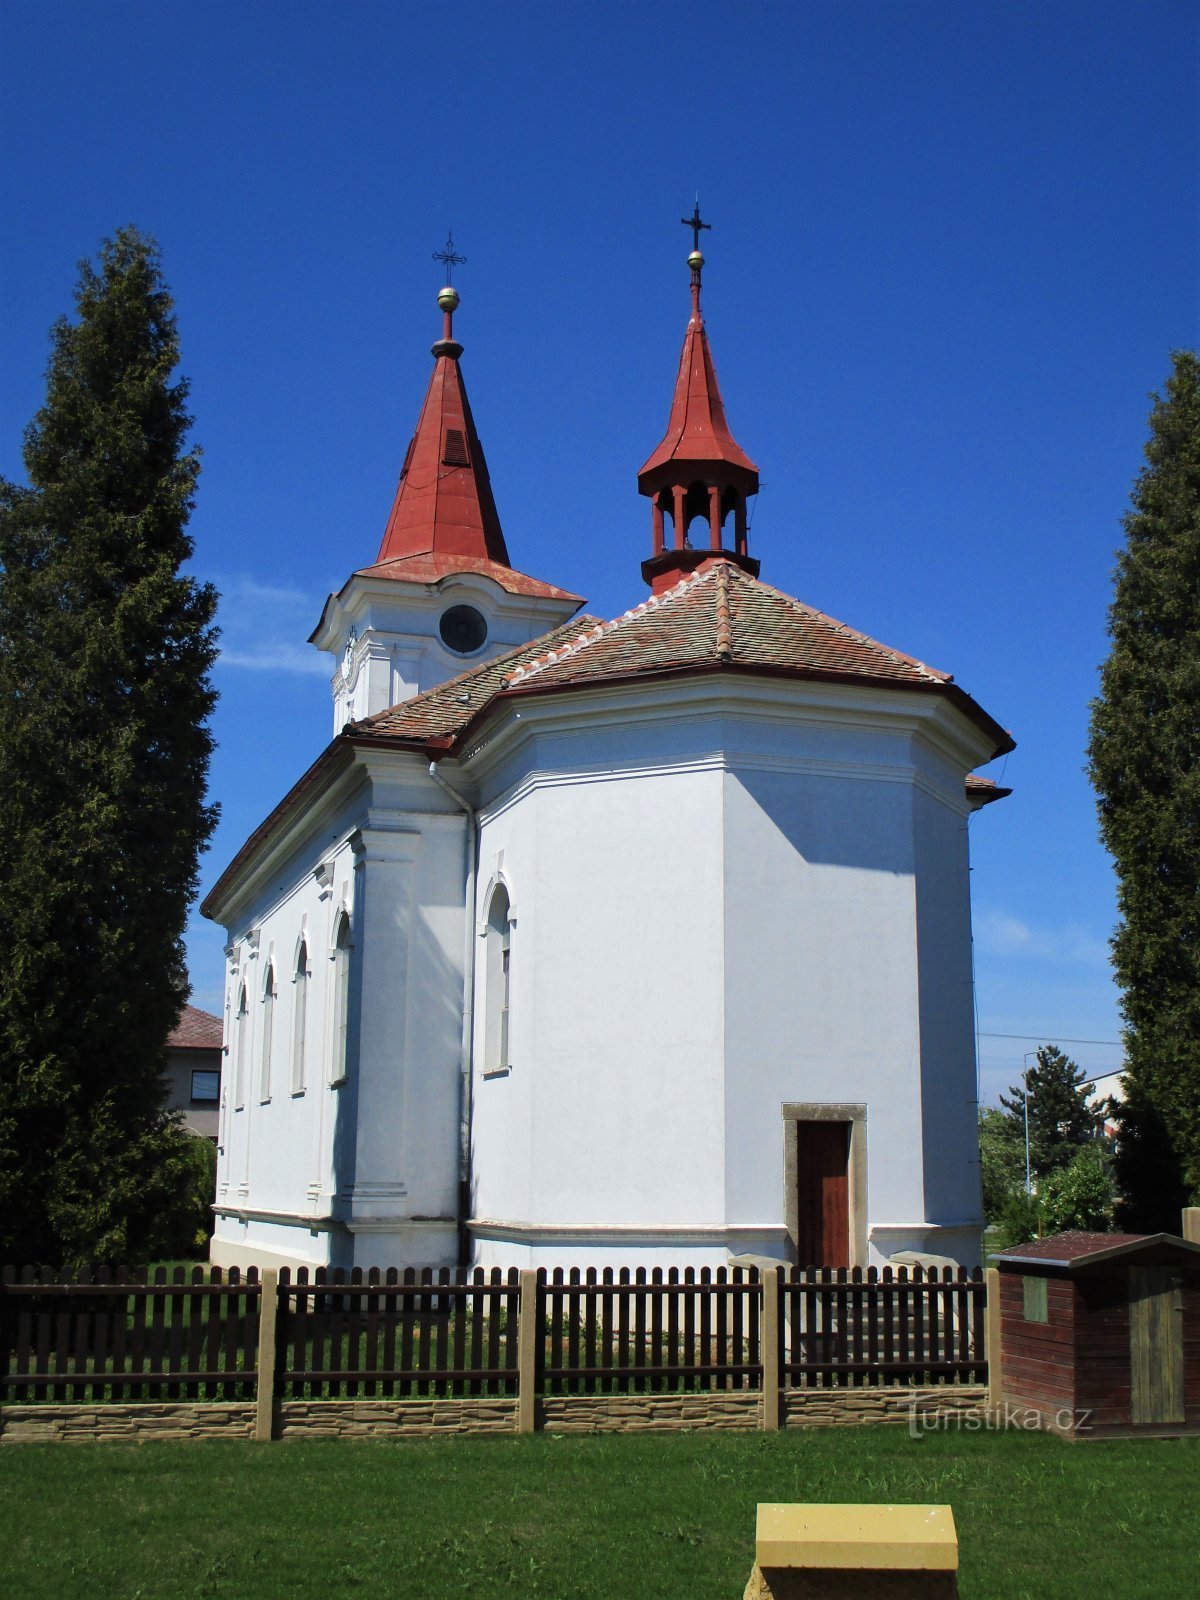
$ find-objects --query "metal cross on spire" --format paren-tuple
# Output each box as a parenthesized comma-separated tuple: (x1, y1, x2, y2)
(682, 201, 711, 253)
(433, 231, 467, 282)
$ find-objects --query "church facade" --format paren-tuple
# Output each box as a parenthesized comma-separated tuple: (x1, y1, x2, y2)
(203, 240, 1012, 1274)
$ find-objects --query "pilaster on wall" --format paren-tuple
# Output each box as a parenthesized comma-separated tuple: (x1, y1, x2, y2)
(345, 826, 423, 1217)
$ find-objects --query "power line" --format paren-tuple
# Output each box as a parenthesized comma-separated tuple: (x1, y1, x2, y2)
(979, 1032, 1121, 1047)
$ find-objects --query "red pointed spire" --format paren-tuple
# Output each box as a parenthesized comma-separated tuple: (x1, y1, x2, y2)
(375, 286, 511, 566)
(637, 216, 760, 593)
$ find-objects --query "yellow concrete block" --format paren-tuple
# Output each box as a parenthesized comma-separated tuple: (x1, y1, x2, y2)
(755, 1504, 958, 1572)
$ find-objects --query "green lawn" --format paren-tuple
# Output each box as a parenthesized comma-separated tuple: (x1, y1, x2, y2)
(1, 1429, 1196, 1599)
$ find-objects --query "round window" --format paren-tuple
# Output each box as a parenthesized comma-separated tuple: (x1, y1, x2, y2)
(439, 604, 488, 655)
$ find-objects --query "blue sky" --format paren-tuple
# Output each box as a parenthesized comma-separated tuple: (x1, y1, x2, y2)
(2, 1, 1196, 1105)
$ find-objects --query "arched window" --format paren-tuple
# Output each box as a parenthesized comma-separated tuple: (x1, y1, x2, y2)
(260, 962, 276, 1102)
(292, 941, 309, 1094)
(484, 884, 512, 1074)
(233, 980, 249, 1109)
(331, 911, 352, 1085)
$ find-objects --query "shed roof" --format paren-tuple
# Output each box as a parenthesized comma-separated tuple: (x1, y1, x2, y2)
(995, 1230, 1200, 1271)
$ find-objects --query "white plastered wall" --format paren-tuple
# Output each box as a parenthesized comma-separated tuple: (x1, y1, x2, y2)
(210, 750, 469, 1272)
(466, 677, 996, 1271)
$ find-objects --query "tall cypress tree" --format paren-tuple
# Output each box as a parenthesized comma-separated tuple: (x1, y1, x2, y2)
(1088, 350, 1200, 1230)
(0, 227, 218, 1264)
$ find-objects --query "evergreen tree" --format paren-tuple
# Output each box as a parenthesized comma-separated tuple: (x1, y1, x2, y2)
(998, 1045, 1100, 1182)
(1088, 350, 1200, 1230)
(0, 227, 218, 1264)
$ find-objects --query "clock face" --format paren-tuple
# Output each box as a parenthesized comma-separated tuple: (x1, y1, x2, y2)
(439, 604, 488, 655)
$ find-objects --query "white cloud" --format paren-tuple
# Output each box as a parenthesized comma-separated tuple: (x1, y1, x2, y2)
(218, 644, 330, 676)
(974, 908, 1111, 967)
(211, 573, 331, 677)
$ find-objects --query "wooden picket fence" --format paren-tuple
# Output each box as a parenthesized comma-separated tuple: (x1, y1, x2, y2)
(0, 1265, 260, 1402)
(0, 1262, 987, 1406)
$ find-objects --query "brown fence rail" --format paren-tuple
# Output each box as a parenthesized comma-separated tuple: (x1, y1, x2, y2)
(539, 1266, 761, 1393)
(781, 1266, 986, 1387)
(0, 1265, 260, 1402)
(276, 1266, 520, 1399)
(2, 1261, 987, 1409)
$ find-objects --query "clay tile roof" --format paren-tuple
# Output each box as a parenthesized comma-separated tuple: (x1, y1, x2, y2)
(966, 774, 1013, 806)
(351, 616, 604, 744)
(505, 559, 952, 690)
(168, 1004, 223, 1050)
(354, 558, 1012, 759)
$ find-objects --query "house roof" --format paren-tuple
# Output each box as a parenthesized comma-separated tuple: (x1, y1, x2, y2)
(353, 616, 605, 744)
(350, 556, 1017, 761)
(168, 1004, 223, 1051)
(995, 1230, 1200, 1271)
(358, 556, 1012, 757)
(494, 559, 1014, 759)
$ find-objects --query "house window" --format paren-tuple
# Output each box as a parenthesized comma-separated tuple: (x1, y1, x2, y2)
(331, 911, 352, 1085)
(191, 1069, 220, 1103)
(484, 884, 511, 1074)
(260, 962, 276, 1102)
(232, 981, 249, 1108)
(1023, 1276, 1049, 1324)
(292, 941, 309, 1094)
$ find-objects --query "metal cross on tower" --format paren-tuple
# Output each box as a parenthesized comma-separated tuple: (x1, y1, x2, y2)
(433, 232, 467, 282)
(681, 202, 711, 253)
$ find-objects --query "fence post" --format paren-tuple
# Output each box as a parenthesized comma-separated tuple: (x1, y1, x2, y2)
(516, 1269, 540, 1434)
(254, 1269, 279, 1442)
(1183, 1208, 1200, 1245)
(985, 1266, 1002, 1413)
(761, 1268, 781, 1432)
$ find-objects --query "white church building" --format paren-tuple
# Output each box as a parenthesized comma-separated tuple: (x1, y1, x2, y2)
(203, 235, 1013, 1274)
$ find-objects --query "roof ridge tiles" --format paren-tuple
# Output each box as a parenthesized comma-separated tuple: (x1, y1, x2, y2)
(737, 567, 953, 682)
(506, 564, 717, 686)
(351, 615, 604, 731)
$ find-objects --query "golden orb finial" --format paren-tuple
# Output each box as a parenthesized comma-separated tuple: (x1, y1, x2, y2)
(688, 249, 705, 272)
(437, 285, 460, 313)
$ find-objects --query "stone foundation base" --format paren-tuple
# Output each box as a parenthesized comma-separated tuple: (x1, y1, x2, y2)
(277, 1398, 517, 1438)
(0, 1402, 255, 1443)
(783, 1386, 986, 1428)
(0, 1385, 987, 1442)
(540, 1392, 761, 1432)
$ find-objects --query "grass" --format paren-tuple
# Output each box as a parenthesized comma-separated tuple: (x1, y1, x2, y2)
(1, 1429, 1197, 1599)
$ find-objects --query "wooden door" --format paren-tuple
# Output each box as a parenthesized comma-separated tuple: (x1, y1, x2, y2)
(795, 1121, 851, 1267)
(1129, 1265, 1185, 1426)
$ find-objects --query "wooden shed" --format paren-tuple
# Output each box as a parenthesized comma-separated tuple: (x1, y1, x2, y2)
(994, 1231, 1200, 1438)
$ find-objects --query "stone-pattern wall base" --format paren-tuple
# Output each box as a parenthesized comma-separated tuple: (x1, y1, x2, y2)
(783, 1385, 987, 1428)
(277, 1398, 518, 1437)
(540, 1392, 762, 1433)
(0, 1386, 987, 1442)
(0, 1402, 255, 1443)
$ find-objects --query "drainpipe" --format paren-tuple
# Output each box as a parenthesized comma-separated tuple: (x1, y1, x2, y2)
(428, 760, 477, 1268)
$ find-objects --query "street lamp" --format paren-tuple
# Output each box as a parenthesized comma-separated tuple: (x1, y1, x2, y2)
(1022, 1051, 1036, 1196)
